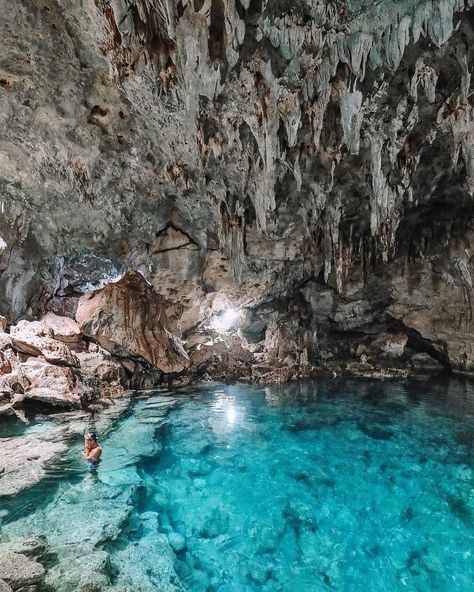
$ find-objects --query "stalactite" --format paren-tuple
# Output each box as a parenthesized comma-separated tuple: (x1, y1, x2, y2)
(339, 80, 363, 155)
(410, 58, 439, 103)
(277, 89, 301, 148)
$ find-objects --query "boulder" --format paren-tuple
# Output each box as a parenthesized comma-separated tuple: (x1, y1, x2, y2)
(20, 358, 83, 407)
(167, 532, 187, 553)
(39, 312, 82, 345)
(0, 316, 7, 332)
(76, 350, 126, 397)
(0, 352, 12, 375)
(0, 551, 44, 590)
(0, 580, 12, 592)
(0, 536, 48, 560)
(76, 271, 189, 373)
(9, 321, 79, 367)
(46, 550, 112, 592)
(0, 357, 83, 409)
(368, 332, 408, 358)
(0, 403, 15, 417)
(0, 434, 67, 496)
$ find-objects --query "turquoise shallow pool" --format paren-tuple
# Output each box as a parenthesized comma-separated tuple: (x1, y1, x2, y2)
(1, 378, 474, 591)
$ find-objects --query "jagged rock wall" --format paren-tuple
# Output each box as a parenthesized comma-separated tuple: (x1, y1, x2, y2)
(0, 0, 473, 373)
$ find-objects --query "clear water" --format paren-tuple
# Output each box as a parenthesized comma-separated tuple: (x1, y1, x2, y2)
(1, 378, 474, 592)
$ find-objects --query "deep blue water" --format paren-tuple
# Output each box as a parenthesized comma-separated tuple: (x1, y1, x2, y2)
(1, 378, 474, 591)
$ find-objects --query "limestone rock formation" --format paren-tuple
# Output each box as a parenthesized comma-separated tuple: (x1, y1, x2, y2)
(0, 434, 67, 496)
(0, 0, 473, 379)
(10, 320, 80, 367)
(39, 312, 82, 346)
(0, 580, 12, 592)
(0, 551, 44, 591)
(76, 270, 189, 373)
(77, 348, 127, 398)
(0, 315, 125, 413)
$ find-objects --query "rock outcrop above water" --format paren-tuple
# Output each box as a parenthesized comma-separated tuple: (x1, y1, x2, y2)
(0, 314, 129, 414)
(0, 550, 44, 591)
(0, 1, 473, 382)
(76, 270, 189, 373)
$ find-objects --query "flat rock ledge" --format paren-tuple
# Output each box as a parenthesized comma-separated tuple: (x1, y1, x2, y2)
(0, 435, 67, 497)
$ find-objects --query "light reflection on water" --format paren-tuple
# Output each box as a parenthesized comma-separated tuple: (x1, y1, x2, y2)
(0, 376, 473, 591)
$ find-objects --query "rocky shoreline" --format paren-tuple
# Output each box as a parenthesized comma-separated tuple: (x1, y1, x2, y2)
(0, 268, 452, 422)
(0, 391, 182, 592)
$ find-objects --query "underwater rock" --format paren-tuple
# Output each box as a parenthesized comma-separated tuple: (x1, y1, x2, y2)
(0, 536, 48, 560)
(198, 507, 230, 539)
(0, 434, 67, 496)
(110, 533, 183, 592)
(46, 550, 112, 592)
(76, 271, 189, 373)
(168, 532, 187, 553)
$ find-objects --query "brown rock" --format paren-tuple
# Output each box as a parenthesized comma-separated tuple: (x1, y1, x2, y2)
(0, 316, 7, 332)
(9, 321, 80, 367)
(369, 332, 408, 358)
(76, 271, 189, 373)
(76, 351, 125, 397)
(23, 358, 83, 407)
(40, 312, 82, 345)
(0, 334, 12, 350)
(0, 352, 12, 375)
(2, 358, 83, 408)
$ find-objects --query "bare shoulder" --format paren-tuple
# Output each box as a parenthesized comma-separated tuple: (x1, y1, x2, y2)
(89, 446, 102, 460)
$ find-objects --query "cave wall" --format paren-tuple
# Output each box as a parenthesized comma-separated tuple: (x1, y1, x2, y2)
(0, 0, 474, 373)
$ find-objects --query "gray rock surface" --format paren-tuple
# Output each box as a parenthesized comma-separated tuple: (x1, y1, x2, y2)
(0, 433, 67, 496)
(0, 550, 44, 591)
(0, 1, 473, 378)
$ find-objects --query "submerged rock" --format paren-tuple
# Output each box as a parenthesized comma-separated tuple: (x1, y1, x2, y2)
(0, 434, 67, 496)
(46, 550, 112, 592)
(168, 532, 187, 553)
(110, 532, 183, 592)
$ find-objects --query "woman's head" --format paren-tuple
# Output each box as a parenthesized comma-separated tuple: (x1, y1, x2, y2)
(84, 432, 98, 446)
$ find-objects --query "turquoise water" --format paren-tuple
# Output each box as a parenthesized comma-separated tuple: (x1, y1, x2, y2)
(1, 378, 474, 591)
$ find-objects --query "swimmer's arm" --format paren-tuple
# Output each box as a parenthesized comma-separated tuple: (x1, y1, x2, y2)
(87, 447, 102, 460)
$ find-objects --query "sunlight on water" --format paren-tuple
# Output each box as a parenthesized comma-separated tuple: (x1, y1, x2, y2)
(1, 378, 473, 591)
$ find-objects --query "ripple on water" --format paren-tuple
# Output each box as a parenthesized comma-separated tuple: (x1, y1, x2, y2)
(0, 380, 473, 591)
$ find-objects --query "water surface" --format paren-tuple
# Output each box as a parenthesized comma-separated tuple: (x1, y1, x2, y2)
(1, 377, 473, 591)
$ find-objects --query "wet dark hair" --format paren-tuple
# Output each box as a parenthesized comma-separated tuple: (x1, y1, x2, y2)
(89, 433, 98, 442)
